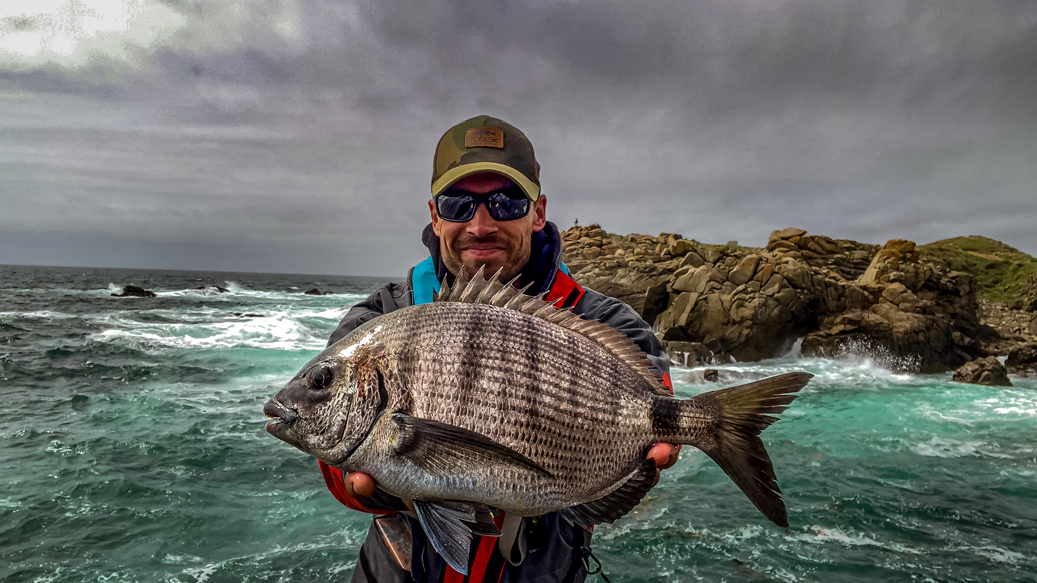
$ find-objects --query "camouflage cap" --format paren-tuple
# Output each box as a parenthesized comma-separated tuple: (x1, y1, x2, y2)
(432, 115, 541, 200)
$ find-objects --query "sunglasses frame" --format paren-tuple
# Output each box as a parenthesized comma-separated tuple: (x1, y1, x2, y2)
(434, 187, 532, 223)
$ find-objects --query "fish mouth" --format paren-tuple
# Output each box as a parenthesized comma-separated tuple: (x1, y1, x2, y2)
(264, 399, 298, 428)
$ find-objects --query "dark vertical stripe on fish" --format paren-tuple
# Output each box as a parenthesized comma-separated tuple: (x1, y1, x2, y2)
(651, 397, 681, 439)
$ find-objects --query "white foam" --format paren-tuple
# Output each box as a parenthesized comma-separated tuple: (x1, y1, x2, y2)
(88, 312, 330, 352)
(179, 529, 364, 582)
(969, 546, 1026, 564)
(790, 526, 920, 554)
(0, 310, 78, 319)
(909, 436, 1010, 459)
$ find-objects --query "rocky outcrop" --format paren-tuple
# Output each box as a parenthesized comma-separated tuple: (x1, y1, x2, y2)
(563, 225, 985, 372)
(952, 356, 1012, 387)
(979, 299, 1037, 338)
(561, 225, 684, 313)
(112, 285, 156, 298)
(800, 239, 980, 373)
(1006, 343, 1037, 377)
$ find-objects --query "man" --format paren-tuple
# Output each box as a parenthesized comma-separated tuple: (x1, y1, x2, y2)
(321, 116, 679, 582)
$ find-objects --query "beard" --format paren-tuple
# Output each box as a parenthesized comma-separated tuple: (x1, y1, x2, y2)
(441, 233, 532, 283)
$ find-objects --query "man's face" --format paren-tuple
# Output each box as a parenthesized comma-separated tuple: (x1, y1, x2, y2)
(429, 172, 547, 282)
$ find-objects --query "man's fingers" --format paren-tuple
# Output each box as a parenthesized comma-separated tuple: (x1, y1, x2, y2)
(648, 443, 680, 470)
(345, 472, 377, 499)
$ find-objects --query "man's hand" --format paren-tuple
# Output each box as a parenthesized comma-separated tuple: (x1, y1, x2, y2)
(345, 472, 378, 499)
(345, 472, 416, 513)
(648, 443, 680, 487)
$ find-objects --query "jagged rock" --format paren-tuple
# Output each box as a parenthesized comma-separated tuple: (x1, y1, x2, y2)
(679, 251, 705, 269)
(702, 369, 720, 382)
(196, 285, 230, 293)
(769, 228, 807, 243)
(112, 285, 156, 298)
(952, 357, 1012, 387)
(1005, 344, 1037, 376)
(640, 283, 669, 327)
(304, 288, 324, 295)
(857, 239, 930, 291)
(729, 255, 761, 286)
(563, 225, 988, 372)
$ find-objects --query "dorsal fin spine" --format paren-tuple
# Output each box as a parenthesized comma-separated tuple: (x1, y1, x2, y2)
(434, 268, 666, 391)
(459, 266, 488, 303)
(474, 268, 505, 303)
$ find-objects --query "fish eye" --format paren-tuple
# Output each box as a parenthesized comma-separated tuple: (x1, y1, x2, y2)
(307, 366, 334, 390)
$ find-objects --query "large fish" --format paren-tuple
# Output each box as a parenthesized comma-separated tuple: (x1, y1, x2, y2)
(264, 268, 811, 573)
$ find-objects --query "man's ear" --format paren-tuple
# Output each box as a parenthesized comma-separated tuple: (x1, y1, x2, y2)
(429, 199, 442, 236)
(531, 195, 547, 233)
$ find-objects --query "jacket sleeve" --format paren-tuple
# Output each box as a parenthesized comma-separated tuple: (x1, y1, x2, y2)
(326, 281, 410, 347)
(320, 281, 412, 514)
(573, 288, 674, 394)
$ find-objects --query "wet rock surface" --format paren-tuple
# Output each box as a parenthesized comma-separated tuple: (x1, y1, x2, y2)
(562, 225, 1037, 373)
(952, 356, 1013, 387)
(112, 285, 156, 298)
(1005, 343, 1037, 377)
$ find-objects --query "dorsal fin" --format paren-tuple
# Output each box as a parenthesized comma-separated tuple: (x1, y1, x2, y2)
(433, 267, 665, 391)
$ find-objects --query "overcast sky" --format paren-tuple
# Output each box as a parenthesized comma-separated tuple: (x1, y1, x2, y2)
(1, 0, 1034, 277)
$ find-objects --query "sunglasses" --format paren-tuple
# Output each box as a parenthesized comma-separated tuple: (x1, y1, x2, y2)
(434, 187, 532, 223)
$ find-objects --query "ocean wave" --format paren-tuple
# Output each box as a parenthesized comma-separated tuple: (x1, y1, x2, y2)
(87, 313, 331, 352)
(178, 529, 365, 583)
(965, 545, 1027, 564)
(669, 354, 919, 394)
(790, 526, 921, 554)
(0, 310, 80, 320)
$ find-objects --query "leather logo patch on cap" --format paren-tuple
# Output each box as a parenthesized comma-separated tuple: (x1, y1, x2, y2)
(465, 127, 504, 149)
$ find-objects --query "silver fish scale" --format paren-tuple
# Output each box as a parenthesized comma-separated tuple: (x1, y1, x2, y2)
(363, 301, 667, 512)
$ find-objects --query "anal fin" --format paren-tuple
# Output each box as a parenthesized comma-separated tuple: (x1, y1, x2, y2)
(561, 457, 657, 530)
(413, 500, 501, 575)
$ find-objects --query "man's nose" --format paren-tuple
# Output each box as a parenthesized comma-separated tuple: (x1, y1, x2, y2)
(465, 203, 499, 236)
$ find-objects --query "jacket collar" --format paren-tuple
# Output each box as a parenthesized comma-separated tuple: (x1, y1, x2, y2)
(420, 221, 564, 295)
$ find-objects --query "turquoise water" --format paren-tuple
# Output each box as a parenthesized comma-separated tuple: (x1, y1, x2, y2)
(2, 265, 1035, 582)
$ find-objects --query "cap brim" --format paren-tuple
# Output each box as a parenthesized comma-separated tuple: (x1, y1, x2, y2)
(431, 162, 541, 200)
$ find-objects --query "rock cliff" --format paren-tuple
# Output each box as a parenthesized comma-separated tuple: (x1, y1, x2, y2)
(562, 225, 1010, 374)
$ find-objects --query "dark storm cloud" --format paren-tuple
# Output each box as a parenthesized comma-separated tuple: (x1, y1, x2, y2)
(1, 0, 1035, 275)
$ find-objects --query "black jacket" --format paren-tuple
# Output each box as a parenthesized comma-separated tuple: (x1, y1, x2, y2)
(331, 221, 670, 583)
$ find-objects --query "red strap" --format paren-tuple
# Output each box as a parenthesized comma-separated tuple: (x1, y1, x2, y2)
(545, 270, 585, 307)
(450, 513, 506, 582)
(318, 461, 394, 515)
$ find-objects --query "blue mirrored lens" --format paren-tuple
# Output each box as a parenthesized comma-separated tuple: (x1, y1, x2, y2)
(435, 189, 530, 222)
(436, 195, 478, 222)
(485, 191, 530, 221)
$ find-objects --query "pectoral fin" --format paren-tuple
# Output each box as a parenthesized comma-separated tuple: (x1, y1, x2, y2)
(413, 500, 501, 575)
(390, 413, 551, 477)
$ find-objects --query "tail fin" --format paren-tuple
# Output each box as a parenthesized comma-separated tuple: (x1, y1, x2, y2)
(683, 372, 812, 527)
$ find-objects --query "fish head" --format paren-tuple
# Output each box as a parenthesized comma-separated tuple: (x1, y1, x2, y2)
(264, 334, 389, 466)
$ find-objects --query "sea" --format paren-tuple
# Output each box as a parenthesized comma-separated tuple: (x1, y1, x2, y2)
(1, 264, 1035, 583)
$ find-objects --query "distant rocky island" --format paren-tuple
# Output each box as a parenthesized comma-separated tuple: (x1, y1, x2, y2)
(562, 225, 1037, 386)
